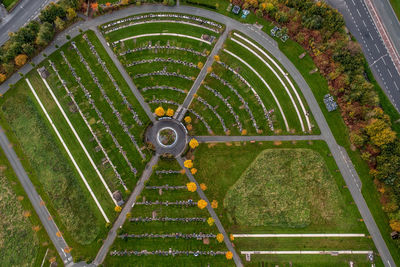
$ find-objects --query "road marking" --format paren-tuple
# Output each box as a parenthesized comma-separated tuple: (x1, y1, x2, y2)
(369, 33, 374, 40)
(356, 9, 362, 17)
(375, 43, 381, 53)
(388, 69, 393, 78)
(362, 20, 367, 27)
(394, 81, 399, 91)
(351, 0, 355, 5)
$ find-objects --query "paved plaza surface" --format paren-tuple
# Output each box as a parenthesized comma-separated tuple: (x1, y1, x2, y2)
(0, 3, 396, 267)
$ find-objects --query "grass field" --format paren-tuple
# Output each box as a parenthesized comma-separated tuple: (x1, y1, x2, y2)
(2, 0, 20, 11)
(390, 0, 400, 22)
(191, 141, 381, 265)
(0, 164, 39, 266)
(224, 149, 345, 228)
(0, 147, 62, 266)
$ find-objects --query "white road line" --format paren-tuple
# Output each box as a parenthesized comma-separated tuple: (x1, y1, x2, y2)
(362, 20, 367, 27)
(356, 9, 362, 17)
(375, 43, 381, 53)
(388, 69, 393, 78)
(233, 234, 365, 237)
(394, 81, 399, 91)
(26, 79, 110, 223)
(39, 72, 118, 206)
(351, 0, 355, 5)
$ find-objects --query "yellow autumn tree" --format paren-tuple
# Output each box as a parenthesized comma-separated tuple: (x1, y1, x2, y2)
(197, 62, 204, 69)
(214, 55, 220, 61)
(186, 182, 197, 192)
(121, 0, 129, 5)
(184, 159, 193, 168)
(207, 66, 213, 73)
(207, 217, 214, 226)
(189, 138, 199, 149)
(211, 200, 218, 209)
(14, 54, 28, 67)
(226, 251, 233, 260)
(216, 233, 224, 243)
(166, 108, 174, 117)
(184, 116, 192, 123)
(390, 220, 400, 231)
(230, 234, 234, 241)
(155, 106, 165, 116)
(200, 183, 207, 191)
(191, 168, 197, 175)
(197, 199, 207, 209)
(114, 206, 122, 212)
(0, 73, 6, 83)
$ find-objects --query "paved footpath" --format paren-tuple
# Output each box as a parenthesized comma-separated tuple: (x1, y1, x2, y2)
(92, 154, 159, 266)
(0, 126, 73, 266)
(0, 4, 394, 267)
(176, 27, 230, 121)
(195, 135, 323, 143)
(177, 156, 243, 267)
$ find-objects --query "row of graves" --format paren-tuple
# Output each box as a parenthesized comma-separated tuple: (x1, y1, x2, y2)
(187, 31, 314, 136)
(104, 159, 233, 266)
(101, 13, 226, 136)
(47, 31, 151, 197)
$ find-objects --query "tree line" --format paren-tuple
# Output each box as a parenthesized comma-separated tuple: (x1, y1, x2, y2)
(0, 0, 81, 83)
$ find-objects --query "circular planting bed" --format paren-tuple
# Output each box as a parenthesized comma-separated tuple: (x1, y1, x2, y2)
(157, 127, 178, 148)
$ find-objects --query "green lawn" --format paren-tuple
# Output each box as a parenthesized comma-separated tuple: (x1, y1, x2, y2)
(191, 140, 381, 265)
(0, 147, 62, 267)
(224, 149, 347, 228)
(390, 0, 400, 23)
(2, 0, 20, 11)
(0, 160, 38, 267)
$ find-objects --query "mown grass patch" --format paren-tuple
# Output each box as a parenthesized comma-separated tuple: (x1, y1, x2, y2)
(192, 141, 366, 233)
(224, 149, 343, 228)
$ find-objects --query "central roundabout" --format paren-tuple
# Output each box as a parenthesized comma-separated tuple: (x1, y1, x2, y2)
(146, 118, 187, 156)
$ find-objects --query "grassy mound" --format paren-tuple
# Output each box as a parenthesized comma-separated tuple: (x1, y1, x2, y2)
(224, 149, 342, 228)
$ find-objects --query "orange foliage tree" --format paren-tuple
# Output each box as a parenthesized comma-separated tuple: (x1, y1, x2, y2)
(184, 159, 193, 168)
(189, 138, 199, 149)
(211, 200, 218, 209)
(190, 168, 197, 175)
(186, 182, 197, 192)
(166, 108, 174, 117)
(226, 251, 233, 260)
(155, 106, 165, 116)
(197, 199, 207, 209)
(15, 54, 28, 67)
(216, 233, 224, 243)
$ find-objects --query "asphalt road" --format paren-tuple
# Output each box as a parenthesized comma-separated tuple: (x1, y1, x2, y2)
(0, 4, 395, 267)
(374, 0, 400, 62)
(326, 0, 400, 113)
(0, 126, 73, 266)
(0, 0, 53, 45)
